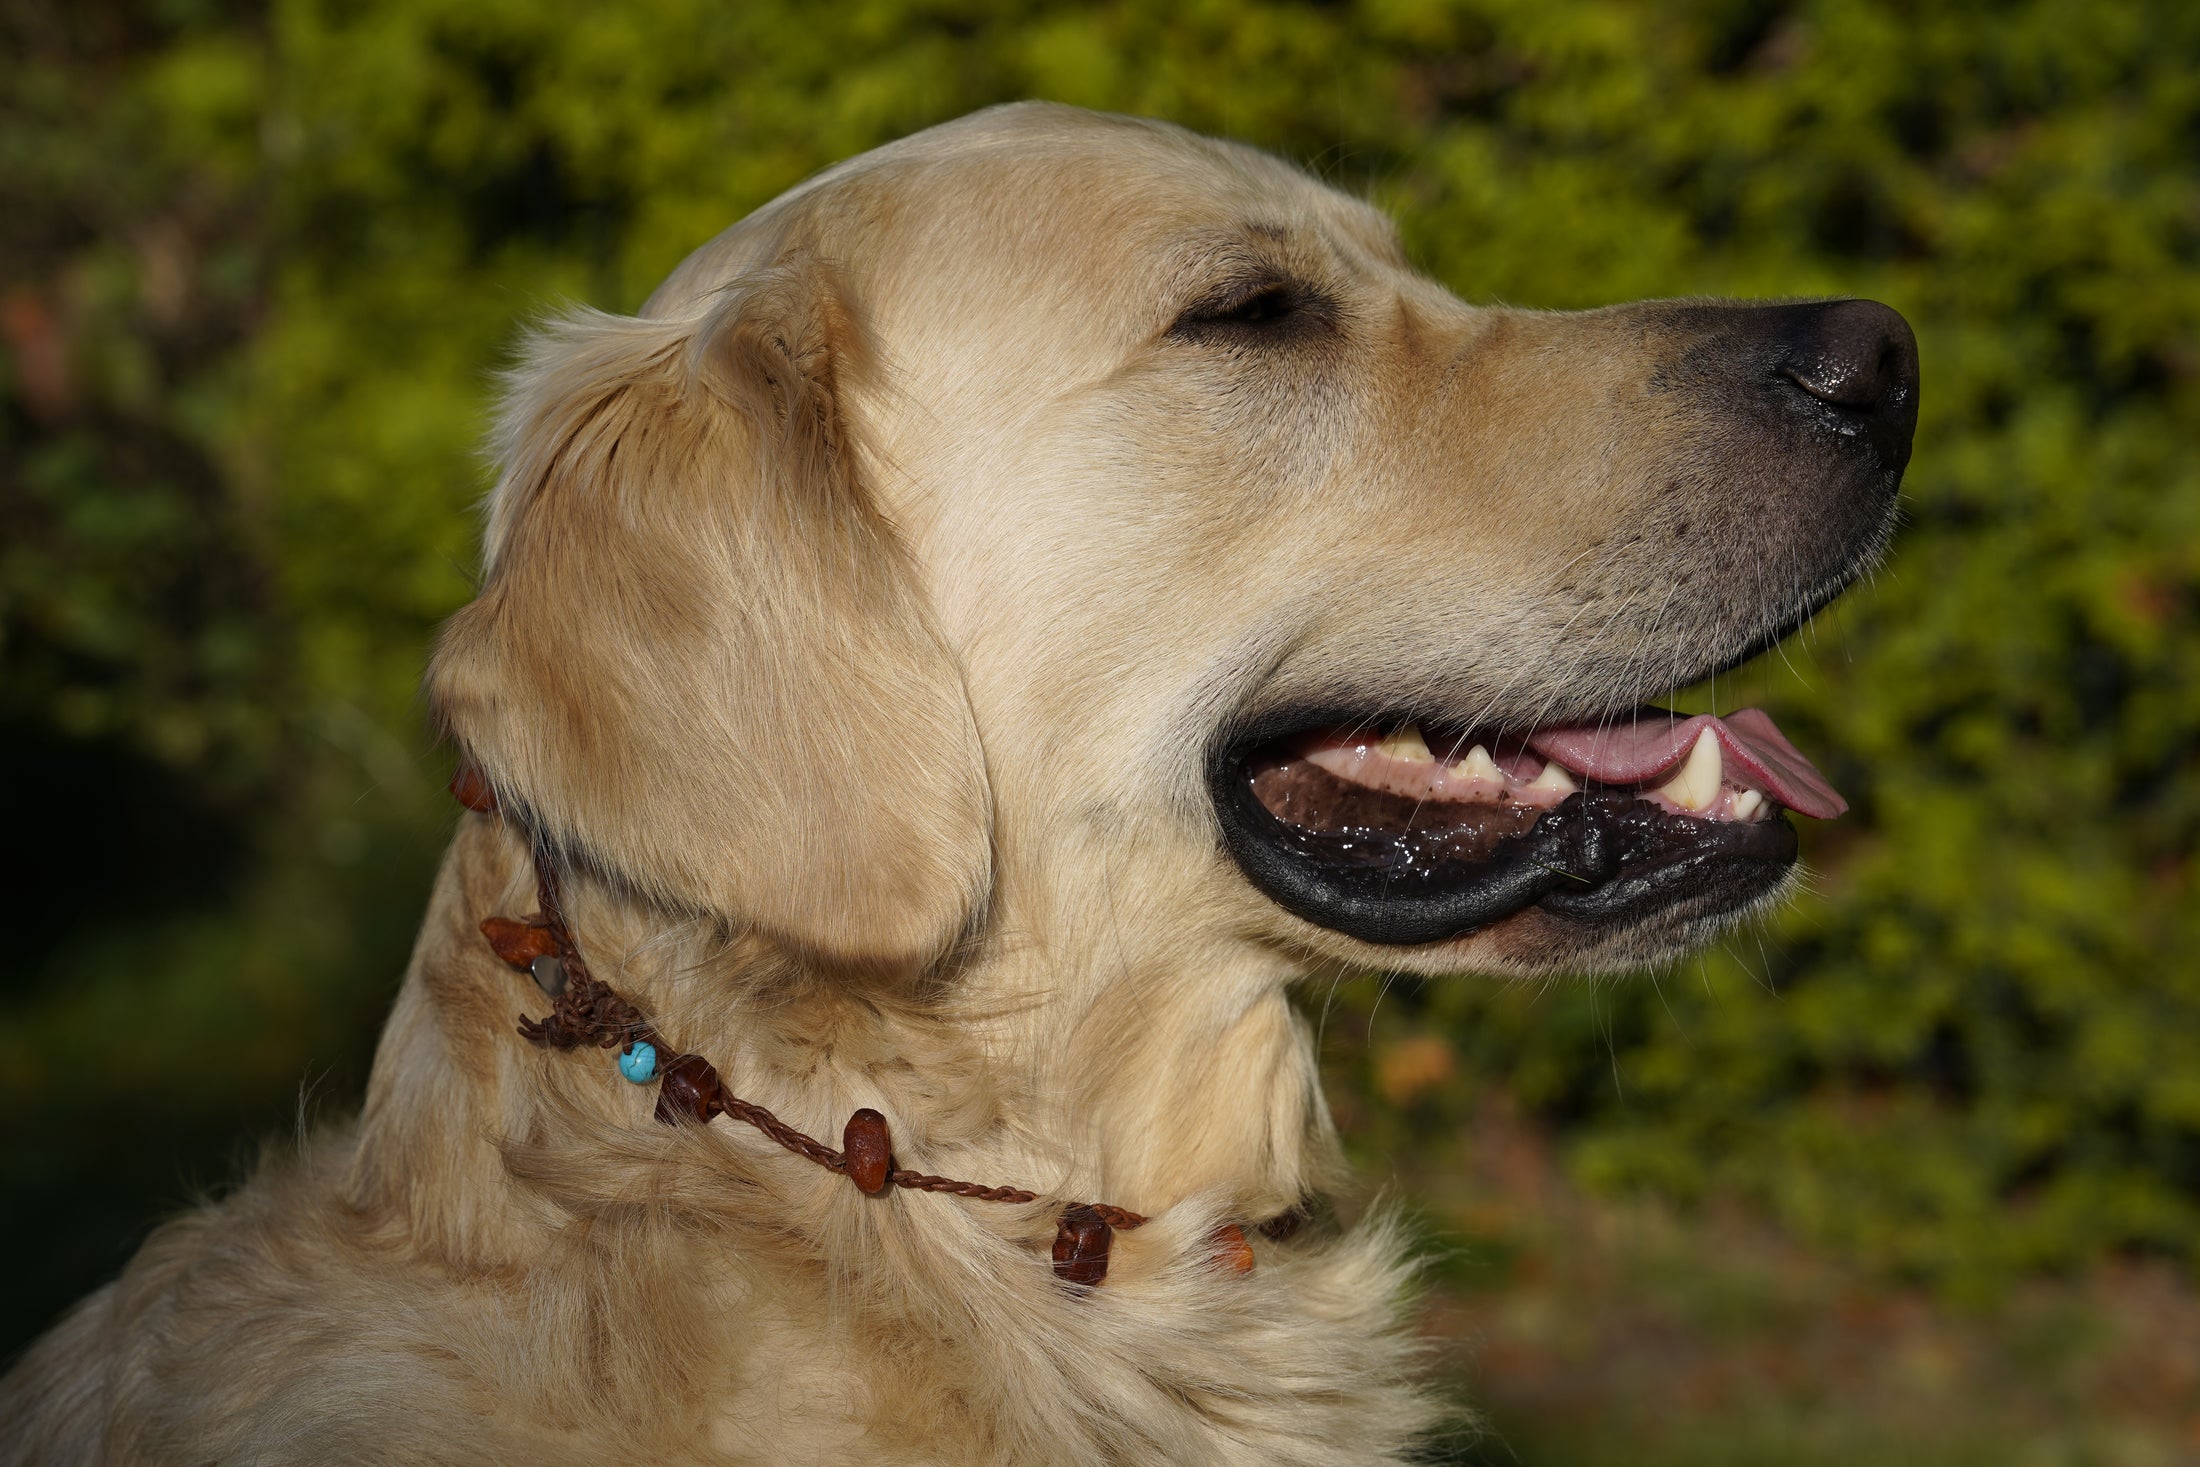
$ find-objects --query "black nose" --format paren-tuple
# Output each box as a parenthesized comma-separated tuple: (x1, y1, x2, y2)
(1774, 298, 1919, 471)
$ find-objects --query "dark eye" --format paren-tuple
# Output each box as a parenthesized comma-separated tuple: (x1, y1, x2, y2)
(1170, 280, 1327, 339)
(1198, 285, 1298, 325)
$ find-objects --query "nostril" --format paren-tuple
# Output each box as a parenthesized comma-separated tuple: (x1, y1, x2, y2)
(1781, 359, 1878, 410)
(1777, 299, 1917, 414)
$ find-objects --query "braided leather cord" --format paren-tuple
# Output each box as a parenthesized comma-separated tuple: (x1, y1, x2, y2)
(491, 842, 1147, 1229)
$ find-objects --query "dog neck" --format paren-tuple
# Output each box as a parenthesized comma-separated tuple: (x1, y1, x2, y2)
(354, 809, 1331, 1254)
(338, 813, 1436, 1458)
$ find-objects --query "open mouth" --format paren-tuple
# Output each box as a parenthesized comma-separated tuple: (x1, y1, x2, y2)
(1209, 707, 1846, 948)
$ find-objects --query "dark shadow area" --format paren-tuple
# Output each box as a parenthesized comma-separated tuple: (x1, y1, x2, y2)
(0, 1109, 281, 1359)
(2, 718, 252, 984)
(0, 720, 442, 1355)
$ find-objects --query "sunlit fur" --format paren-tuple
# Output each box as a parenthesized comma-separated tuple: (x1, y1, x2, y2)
(3, 104, 1852, 1463)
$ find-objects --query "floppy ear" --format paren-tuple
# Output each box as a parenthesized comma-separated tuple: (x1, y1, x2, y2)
(427, 265, 991, 968)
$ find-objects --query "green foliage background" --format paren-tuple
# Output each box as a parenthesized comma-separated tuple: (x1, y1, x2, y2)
(5, 0, 2198, 1352)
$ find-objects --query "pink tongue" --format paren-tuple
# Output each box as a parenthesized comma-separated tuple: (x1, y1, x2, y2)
(1528, 708, 1848, 820)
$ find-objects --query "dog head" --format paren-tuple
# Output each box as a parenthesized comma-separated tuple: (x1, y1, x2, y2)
(429, 103, 1916, 982)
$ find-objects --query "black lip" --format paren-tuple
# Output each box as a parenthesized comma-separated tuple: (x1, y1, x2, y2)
(1207, 726, 1798, 947)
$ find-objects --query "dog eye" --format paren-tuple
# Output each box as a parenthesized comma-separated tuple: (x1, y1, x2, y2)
(1199, 285, 1298, 324)
(1170, 281, 1325, 339)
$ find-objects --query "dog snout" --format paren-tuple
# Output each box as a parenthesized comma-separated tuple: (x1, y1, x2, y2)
(1772, 298, 1919, 473)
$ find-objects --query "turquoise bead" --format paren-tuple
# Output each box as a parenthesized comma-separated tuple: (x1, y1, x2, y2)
(617, 1041, 658, 1084)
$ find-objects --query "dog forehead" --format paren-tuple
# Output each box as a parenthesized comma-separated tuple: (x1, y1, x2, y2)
(854, 108, 1404, 305)
(651, 104, 1404, 326)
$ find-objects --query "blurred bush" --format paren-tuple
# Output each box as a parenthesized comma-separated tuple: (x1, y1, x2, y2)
(4, 0, 2196, 1341)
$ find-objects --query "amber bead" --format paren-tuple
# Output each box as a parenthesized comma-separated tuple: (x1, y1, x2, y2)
(1208, 1223, 1255, 1275)
(481, 917, 559, 970)
(1052, 1204, 1113, 1286)
(652, 1054, 723, 1126)
(449, 762, 498, 813)
(841, 1109, 894, 1195)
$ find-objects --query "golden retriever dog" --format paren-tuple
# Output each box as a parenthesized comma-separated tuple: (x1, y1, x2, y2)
(1, 103, 1916, 1464)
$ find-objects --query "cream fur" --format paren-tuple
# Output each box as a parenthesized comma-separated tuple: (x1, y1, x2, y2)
(2, 103, 1847, 1463)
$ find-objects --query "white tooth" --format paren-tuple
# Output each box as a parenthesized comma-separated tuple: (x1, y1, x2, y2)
(1375, 725, 1433, 763)
(1731, 789, 1764, 822)
(1529, 761, 1578, 793)
(1456, 745, 1502, 784)
(1654, 727, 1723, 812)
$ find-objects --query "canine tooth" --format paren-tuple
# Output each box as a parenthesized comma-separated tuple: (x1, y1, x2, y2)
(1654, 727, 1723, 812)
(1376, 725, 1433, 763)
(1456, 745, 1502, 784)
(1528, 761, 1578, 793)
(1732, 789, 1764, 822)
